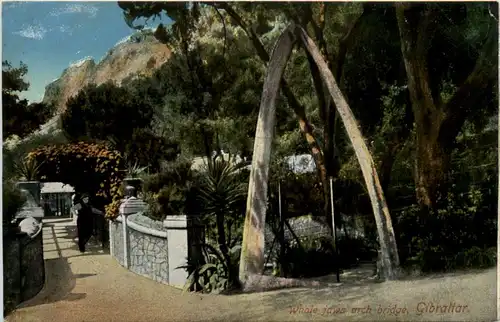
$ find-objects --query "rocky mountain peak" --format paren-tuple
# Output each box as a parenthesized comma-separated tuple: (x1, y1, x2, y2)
(43, 29, 170, 114)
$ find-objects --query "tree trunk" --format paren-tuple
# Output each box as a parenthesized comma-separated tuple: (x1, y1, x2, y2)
(414, 122, 449, 208)
(395, 3, 497, 209)
(239, 25, 297, 283)
(295, 24, 401, 280)
(395, 4, 446, 209)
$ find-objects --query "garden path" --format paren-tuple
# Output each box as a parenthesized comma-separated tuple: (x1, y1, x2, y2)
(5, 218, 497, 322)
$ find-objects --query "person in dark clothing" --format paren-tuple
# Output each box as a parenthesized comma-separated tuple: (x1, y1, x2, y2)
(75, 194, 104, 253)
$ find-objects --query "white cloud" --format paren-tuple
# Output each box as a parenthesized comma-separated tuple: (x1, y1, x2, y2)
(13, 24, 47, 40)
(3, 2, 28, 11)
(58, 25, 73, 35)
(50, 4, 98, 18)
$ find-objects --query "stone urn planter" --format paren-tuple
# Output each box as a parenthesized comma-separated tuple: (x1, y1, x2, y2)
(122, 178, 143, 196)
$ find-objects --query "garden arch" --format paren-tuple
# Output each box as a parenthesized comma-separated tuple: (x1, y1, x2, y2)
(27, 142, 125, 219)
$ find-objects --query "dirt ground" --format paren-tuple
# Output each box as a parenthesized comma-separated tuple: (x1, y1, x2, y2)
(5, 218, 497, 322)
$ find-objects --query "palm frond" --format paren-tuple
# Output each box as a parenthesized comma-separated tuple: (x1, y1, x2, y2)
(13, 157, 44, 181)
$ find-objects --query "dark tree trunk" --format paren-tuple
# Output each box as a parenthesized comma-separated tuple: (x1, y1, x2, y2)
(395, 3, 497, 210)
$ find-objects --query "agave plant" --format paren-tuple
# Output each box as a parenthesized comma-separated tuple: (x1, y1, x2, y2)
(196, 157, 247, 289)
(179, 243, 242, 294)
(126, 161, 149, 178)
(13, 157, 43, 181)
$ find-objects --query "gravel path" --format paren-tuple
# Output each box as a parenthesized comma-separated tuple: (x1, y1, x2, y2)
(6, 218, 497, 322)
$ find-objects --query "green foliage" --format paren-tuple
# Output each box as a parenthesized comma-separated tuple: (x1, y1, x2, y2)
(452, 247, 496, 269)
(281, 236, 336, 278)
(181, 243, 241, 294)
(126, 161, 149, 178)
(119, 4, 268, 158)
(197, 158, 247, 220)
(2, 61, 55, 140)
(122, 128, 180, 173)
(27, 142, 125, 218)
(3, 183, 26, 230)
(197, 158, 248, 255)
(142, 159, 199, 221)
(61, 82, 154, 151)
(12, 157, 44, 181)
(395, 184, 497, 272)
(119, 2, 497, 276)
(3, 131, 68, 182)
(268, 159, 323, 219)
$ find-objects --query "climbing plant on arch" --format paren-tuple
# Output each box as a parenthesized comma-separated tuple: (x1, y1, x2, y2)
(27, 142, 126, 219)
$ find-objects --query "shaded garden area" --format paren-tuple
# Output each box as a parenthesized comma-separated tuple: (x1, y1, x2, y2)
(3, 2, 498, 296)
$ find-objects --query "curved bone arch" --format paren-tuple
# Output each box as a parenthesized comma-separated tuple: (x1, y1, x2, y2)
(239, 23, 401, 285)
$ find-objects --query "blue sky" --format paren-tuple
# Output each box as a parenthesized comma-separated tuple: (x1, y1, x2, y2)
(2, 1, 171, 103)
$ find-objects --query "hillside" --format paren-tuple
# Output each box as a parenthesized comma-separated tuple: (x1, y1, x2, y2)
(43, 29, 171, 114)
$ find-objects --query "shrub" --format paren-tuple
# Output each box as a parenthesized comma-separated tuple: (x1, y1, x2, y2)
(337, 236, 377, 267)
(27, 142, 125, 219)
(281, 236, 336, 278)
(142, 159, 199, 221)
(61, 82, 154, 150)
(395, 184, 497, 272)
(3, 183, 26, 232)
(12, 157, 44, 181)
(268, 167, 324, 219)
(122, 128, 180, 173)
(172, 158, 248, 294)
(181, 243, 241, 294)
(197, 158, 247, 244)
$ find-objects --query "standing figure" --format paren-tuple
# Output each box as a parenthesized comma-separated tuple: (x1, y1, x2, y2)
(75, 194, 104, 253)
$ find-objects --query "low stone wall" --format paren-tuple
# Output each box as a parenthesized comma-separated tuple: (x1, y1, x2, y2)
(3, 228, 45, 314)
(109, 214, 170, 284)
(264, 215, 331, 260)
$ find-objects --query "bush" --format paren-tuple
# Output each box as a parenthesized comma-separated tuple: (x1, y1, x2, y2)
(3, 183, 26, 232)
(281, 236, 336, 278)
(168, 158, 248, 294)
(268, 167, 324, 219)
(3, 131, 68, 181)
(27, 142, 125, 219)
(181, 243, 241, 294)
(122, 129, 180, 173)
(197, 158, 247, 244)
(395, 184, 497, 272)
(142, 159, 200, 221)
(337, 236, 377, 267)
(61, 82, 154, 150)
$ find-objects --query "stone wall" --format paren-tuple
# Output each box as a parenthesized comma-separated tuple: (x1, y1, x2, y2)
(264, 214, 367, 261)
(109, 214, 169, 284)
(3, 229, 45, 315)
(110, 221, 124, 265)
(128, 228, 169, 283)
(264, 215, 331, 260)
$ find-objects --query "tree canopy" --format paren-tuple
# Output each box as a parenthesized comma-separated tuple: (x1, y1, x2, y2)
(2, 61, 54, 140)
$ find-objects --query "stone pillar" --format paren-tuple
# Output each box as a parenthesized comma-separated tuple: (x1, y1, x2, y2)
(118, 197, 147, 269)
(109, 221, 114, 257)
(163, 215, 189, 288)
(121, 213, 130, 268)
